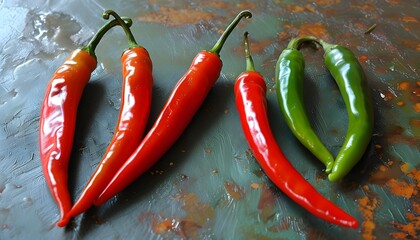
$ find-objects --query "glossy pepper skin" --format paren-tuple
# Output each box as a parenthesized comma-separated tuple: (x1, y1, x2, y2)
(39, 49, 96, 223)
(94, 10, 253, 206)
(57, 11, 153, 227)
(235, 33, 358, 228)
(38, 17, 132, 224)
(320, 40, 374, 182)
(275, 37, 334, 173)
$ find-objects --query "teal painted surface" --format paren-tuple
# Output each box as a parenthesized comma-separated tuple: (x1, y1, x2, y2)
(0, 0, 419, 239)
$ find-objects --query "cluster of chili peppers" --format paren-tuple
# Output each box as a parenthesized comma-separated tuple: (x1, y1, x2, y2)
(39, 9, 252, 227)
(39, 14, 135, 226)
(275, 36, 374, 182)
(40, 8, 373, 230)
(234, 33, 359, 228)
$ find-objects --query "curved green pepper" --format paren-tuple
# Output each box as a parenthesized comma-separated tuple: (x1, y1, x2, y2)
(275, 37, 335, 173)
(320, 40, 374, 182)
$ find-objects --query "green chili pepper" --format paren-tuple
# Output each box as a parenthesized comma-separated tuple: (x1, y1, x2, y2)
(275, 36, 335, 173)
(319, 39, 374, 182)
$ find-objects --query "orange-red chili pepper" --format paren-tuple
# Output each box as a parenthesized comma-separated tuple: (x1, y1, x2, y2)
(94, 10, 253, 206)
(39, 17, 132, 225)
(234, 33, 358, 228)
(57, 11, 153, 227)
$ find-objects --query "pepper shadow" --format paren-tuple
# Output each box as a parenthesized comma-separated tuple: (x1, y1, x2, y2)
(72, 79, 236, 235)
(66, 80, 106, 215)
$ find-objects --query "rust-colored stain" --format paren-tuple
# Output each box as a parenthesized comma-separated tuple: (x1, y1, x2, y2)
(387, 125, 420, 146)
(368, 161, 420, 239)
(206, 1, 230, 9)
(385, 0, 402, 4)
(400, 39, 419, 53)
(359, 55, 369, 63)
(408, 118, 420, 137)
(235, 2, 257, 9)
(391, 209, 420, 240)
(250, 182, 261, 189)
(278, 22, 330, 43)
(152, 219, 173, 234)
(396, 100, 405, 107)
(414, 88, 420, 97)
(147, 215, 202, 239)
(385, 179, 417, 198)
(141, 192, 214, 239)
(350, 2, 377, 12)
(278, 31, 290, 42)
(137, 6, 215, 26)
(414, 103, 420, 112)
(357, 187, 379, 240)
(380, 90, 395, 101)
(284, 5, 305, 13)
(398, 81, 411, 90)
(224, 180, 245, 201)
(402, 163, 420, 188)
(389, 163, 420, 239)
(395, 80, 420, 116)
(137, 1, 259, 27)
(401, 16, 419, 23)
(284, 4, 317, 13)
(298, 22, 329, 40)
(250, 38, 275, 55)
(366, 160, 420, 238)
(257, 183, 276, 223)
(369, 160, 404, 185)
(375, 66, 389, 74)
(410, 119, 420, 130)
(234, 37, 274, 56)
(312, 0, 341, 7)
(176, 193, 215, 226)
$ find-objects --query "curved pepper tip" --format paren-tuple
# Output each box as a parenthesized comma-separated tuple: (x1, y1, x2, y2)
(334, 212, 359, 229)
(327, 171, 343, 182)
(325, 162, 334, 174)
(56, 216, 70, 228)
(345, 218, 359, 229)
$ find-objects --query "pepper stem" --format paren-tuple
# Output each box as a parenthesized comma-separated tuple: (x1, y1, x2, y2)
(243, 32, 255, 72)
(103, 10, 139, 49)
(82, 17, 133, 57)
(287, 36, 319, 50)
(209, 10, 252, 55)
(318, 39, 337, 53)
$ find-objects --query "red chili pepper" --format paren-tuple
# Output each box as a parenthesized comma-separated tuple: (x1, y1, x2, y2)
(39, 17, 132, 225)
(56, 11, 153, 227)
(234, 32, 358, 228)
(94, 10, 253, 206)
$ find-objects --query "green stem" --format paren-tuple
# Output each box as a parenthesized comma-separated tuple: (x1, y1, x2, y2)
(364, 24, 377, 34)
(243, 32, 255, 72)
(318, 39, 337, 53)
(209, 10, 252, 55)
(82, 17, 133, 57)
(103, 10, 138, 49)
(286, 36, 319, 50)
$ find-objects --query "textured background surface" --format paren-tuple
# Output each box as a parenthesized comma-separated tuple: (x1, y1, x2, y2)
(0, 0, 419, 239)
